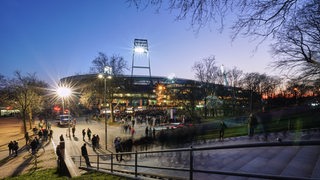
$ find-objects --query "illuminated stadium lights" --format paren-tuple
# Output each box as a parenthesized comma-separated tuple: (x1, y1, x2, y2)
(131, 38, 152, 85)
(133, 39, 148, 53)
(104, 66, 113, 79)
(134, 46, 146, 53)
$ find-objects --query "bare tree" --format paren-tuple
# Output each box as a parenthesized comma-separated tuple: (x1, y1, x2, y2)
(128, 0, 313, 38)
(128, 0, 320, 79)
(228, 66, 243, 88)
(90, 52, 128, 75)
(271, 0, 320, 80)
(9, 72, 48, 134)
(90, 52, 128, 122)
(192, 56, 219, 118)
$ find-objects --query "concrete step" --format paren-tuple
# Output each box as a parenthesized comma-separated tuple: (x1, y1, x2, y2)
(218, 148, 263, 172)
(280, 145, 320, 177)
(311, 152, 320, 178)
(258, 146, 300, 175)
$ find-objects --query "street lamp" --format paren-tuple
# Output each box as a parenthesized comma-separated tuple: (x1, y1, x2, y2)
(99, 66, 112, 150)
(56, 86, 72, 137)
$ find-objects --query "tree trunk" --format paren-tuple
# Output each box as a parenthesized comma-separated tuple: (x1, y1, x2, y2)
(28, 106, 33, 130)
(22, 110, 27, 134)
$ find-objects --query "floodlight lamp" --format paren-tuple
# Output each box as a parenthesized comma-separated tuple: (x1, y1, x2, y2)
(220, 64, 225, 74)
(98, 74, 104, 79)
(133, 39, 148, 54)
(104, 66, 113, 75)
(134, 46, 146, 53)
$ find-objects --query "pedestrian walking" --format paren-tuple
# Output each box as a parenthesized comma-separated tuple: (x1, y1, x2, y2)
(248, 113, 257, 138)
(72, 125, 76, 137)
(25, 132, 29, 145)
(114, 137, 123, 162)
(145, 126, 149, 137)
(131, 127, 135, 137)
(96, 135, 100, 149)
(30, 138, 38, 155)
(8, 141, 14, 156)
(13, 141, 19, 156)
(60, 134, 64, 142)
(81, 143, 91, 167)
(92, 135, 97, 151)
(219, 120, 227, 141)
(56, 144, 63, 170)
(87, 128, 92, 141)
(82, 129, 86, 141)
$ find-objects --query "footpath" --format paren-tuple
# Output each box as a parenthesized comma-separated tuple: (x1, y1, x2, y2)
(1, 117, 320, 180)
(0, 118, 56, 179)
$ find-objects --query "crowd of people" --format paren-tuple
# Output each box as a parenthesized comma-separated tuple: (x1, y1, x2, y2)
(7, 119, 52, 158)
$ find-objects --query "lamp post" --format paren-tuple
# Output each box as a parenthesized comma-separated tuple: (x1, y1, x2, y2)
(99, 66, 112, 150)
(57, 86, 71, 137)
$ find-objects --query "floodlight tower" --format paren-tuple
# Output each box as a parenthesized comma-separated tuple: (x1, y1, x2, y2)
(131, 39, 152, 85)
(220, 64, 229, 86)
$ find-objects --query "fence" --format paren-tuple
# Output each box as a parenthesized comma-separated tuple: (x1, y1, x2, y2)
(71, 140, 320, 180)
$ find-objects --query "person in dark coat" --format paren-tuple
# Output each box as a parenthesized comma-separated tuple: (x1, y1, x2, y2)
(145, 126, 149, 137)
(25, 132, 30, 145)
(114, 137, 123, 161)
(81, 143, 91, 167)
(96, 135, 100, 149)
(72, 125, 76, 137)
(59, 134, 64, 142)
(92, 135, 97, 151)
(219, 120, 227, 141)
(87, 128, 92, 141)
(8, 141, 14, 156)
(82, 129, 86, 141)
(13, 141, 19, 156)
(56, 144, 63, 170)
(248, 113, 257, 138)
(30, 138, 38, 155)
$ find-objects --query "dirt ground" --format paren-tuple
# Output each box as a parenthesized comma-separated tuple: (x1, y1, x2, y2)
(0, 117, 57, 179)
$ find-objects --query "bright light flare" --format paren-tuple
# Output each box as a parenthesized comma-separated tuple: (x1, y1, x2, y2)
(98, 74, 104, 79)
(134, 46, 147, 53)
(57, 86, 71, 98)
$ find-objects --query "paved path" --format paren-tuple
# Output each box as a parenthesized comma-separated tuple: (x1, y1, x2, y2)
(76, 129, 320, 180)
(1, 116, 320, 180)
(127, 129, 320, 179)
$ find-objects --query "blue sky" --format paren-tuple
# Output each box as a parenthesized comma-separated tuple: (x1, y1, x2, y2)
(0, 0, 275, 83)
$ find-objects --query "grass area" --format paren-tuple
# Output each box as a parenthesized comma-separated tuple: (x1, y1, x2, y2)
(3, 168, 128, 180)
(197, 108, 320, 141)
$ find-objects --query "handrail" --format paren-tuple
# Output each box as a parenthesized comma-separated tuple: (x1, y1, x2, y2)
(71, 140, 320, 180)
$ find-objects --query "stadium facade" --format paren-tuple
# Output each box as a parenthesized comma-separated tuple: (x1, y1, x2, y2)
(60, 74, 254, 118)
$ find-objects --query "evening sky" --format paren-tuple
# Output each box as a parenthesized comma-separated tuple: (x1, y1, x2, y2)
(0, 0, 276, 83)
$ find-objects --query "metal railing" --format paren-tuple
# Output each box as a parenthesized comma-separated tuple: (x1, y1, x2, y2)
(71, 140, 320, 180)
